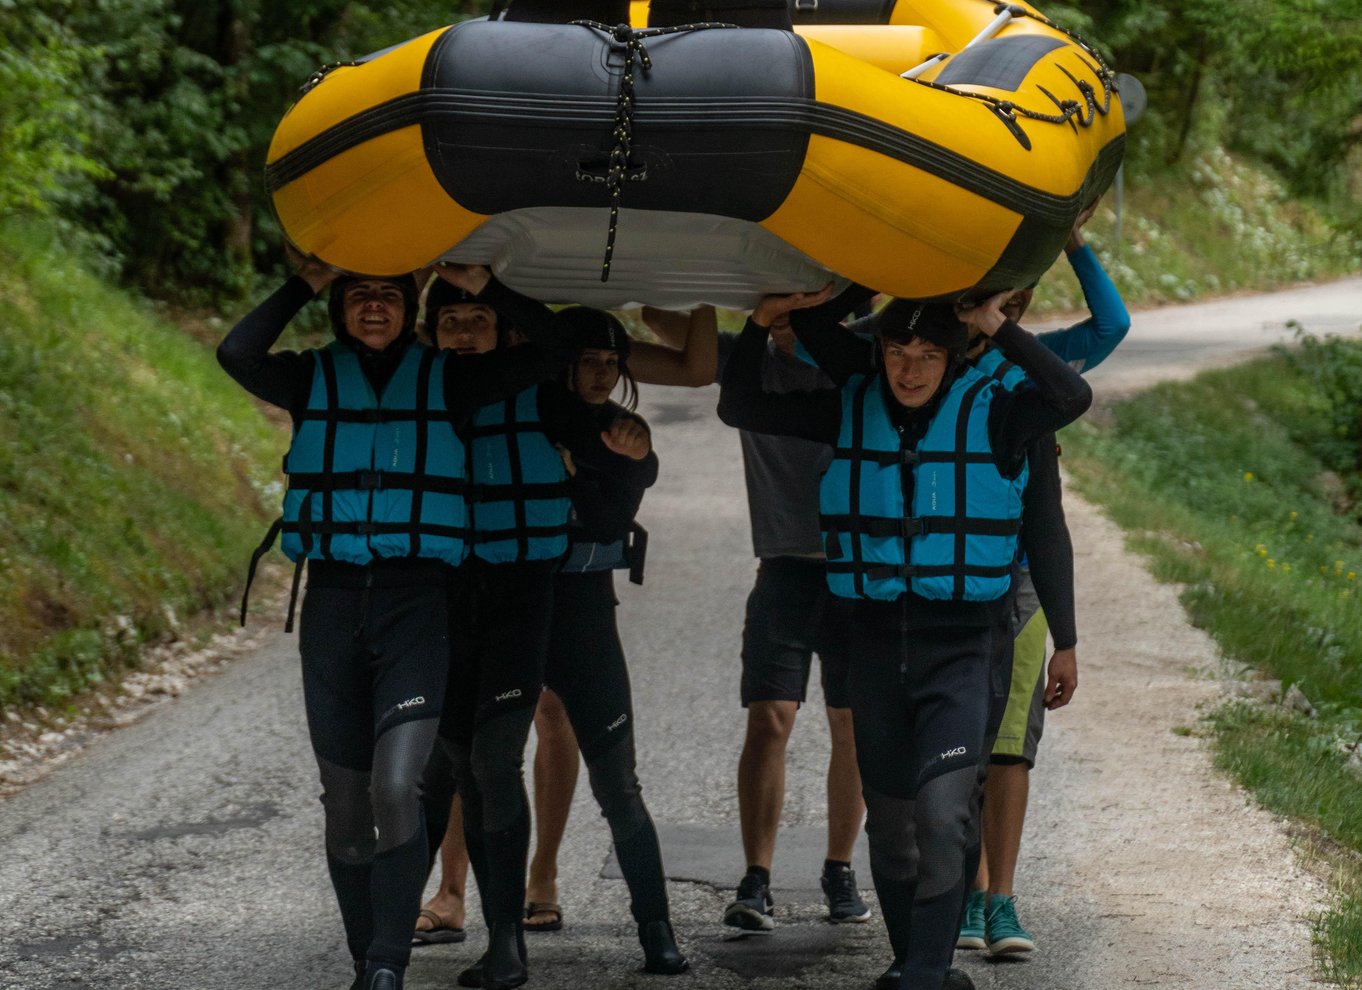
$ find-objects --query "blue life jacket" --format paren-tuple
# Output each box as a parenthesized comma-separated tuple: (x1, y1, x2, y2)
(279, 341, 468, 566)
(819, 366, 1028, 602)
(972, 346, 1029, 391)
(466, 385, 571, 563)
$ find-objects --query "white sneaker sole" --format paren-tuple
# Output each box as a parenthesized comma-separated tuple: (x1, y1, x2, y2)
(987, 936, 1035, 955)
(956, 934, 987, 950)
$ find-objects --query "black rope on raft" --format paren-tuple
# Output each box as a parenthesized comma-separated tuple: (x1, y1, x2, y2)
(299, 61, 365, 95)
(569, 20, 739, 282)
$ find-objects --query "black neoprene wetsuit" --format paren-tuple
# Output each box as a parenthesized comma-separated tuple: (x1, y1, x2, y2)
(431, 382, 659, 938)
(542, 398, 673, 928)
(217, 275, 573, 979)
(717, 290, 1090, 990)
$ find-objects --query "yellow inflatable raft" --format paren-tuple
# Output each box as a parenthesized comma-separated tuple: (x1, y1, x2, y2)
(266, 1, 1129, 307)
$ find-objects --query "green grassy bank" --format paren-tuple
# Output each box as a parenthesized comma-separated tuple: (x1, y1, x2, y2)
(0, 219, 282, 710)
(1063, 336, 1362, 986)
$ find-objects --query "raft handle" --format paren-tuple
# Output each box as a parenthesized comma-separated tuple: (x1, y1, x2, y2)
(901, 4, 1019, 80)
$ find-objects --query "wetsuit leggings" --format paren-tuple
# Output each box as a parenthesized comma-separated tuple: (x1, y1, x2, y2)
(847, 616, 1002, 990)
(439, 559, 558, 928)
(299, 560, 453, 973)
(543, 570, 670, 925)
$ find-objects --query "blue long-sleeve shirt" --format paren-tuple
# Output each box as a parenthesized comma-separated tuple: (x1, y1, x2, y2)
(1035, 244, 1130, 372)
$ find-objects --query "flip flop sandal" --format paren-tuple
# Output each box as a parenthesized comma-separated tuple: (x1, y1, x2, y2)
(524, 901, 563, 933)
(412, 908, 467, 946)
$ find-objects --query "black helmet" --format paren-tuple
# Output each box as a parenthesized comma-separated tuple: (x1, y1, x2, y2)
(423, 277, 514, 346)
(871, 299, 967, 356)
(555, 306, 632, 360)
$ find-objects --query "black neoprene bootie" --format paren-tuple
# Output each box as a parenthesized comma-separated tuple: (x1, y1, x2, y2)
(872, 960, 972, 990)
(362, 964, 402, 990)
(455, 962, 483, 989)
(346, 960, 365, 990)
(481, 921, 528, 990)
(640, 920, 689, 974)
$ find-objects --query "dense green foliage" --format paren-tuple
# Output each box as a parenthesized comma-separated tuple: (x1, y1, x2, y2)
(1062, 342, 1362, 986)
(0, 218, 282, 708)
(0, 2, 480, 304)
(1046, 0, 1362, 202)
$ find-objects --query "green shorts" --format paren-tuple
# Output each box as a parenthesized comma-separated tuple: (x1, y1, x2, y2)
(990, 571, 1047, 766)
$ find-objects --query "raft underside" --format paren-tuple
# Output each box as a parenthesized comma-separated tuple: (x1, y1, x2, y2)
(441, 207, 850, 310)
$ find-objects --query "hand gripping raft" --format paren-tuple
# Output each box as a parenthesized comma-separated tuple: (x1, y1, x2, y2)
(265, 0, 1129, 309)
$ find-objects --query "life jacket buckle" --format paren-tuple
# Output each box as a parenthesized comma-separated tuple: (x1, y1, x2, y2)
(355, 469, 382, 491)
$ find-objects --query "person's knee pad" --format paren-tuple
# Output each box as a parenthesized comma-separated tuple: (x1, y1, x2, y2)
(370, 718, 439, 852)
(913, 766, 977, 900)
(469, 710, 535, 831)
(317, 758, 376, 865)
(862, 786, 917, 883)
(584, 733, 643, 822)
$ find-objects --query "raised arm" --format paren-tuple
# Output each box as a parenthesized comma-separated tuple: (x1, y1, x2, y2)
(216, 258, 336, 413)
(629, 306, 720, 387)
(1036, 206, 1131, 373)
(958, 293, 1092, 469)
(716, 291, 842, 444)
(787, 282, 879, 385)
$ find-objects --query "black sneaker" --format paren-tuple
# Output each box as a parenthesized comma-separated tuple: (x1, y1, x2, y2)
(722, 872, 775, 931)
(821, 863, 871, 923)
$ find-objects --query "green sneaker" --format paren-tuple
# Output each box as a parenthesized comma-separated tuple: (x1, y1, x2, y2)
(956, 889, 987, 950)
(985, 894, 1035, 955)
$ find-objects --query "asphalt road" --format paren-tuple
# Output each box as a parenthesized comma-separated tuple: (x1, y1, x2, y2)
(0, 278, 1357, 990)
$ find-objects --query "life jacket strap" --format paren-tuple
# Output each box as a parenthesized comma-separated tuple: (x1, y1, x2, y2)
(240, 517, 284, 627)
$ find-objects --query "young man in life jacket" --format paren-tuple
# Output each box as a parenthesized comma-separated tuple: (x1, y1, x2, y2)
(218, 258, 575, 990)
(785, 203, 1129, 961)
(717, 286, 1091, 990)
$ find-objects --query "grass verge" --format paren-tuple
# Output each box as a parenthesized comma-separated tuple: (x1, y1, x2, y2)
(0, 216, 283, 710)
(1063, 337, 1362, 986)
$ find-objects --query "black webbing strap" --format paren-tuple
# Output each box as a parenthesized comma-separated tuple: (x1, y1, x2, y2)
(503, 397, 531, 561)
(832, 446, 920, 467)
(410, 347, 436, 557)
(847, 375, 872, 599)
(627, 521, 648, 586)
(466, 480, 572, 503)
(318, 350, 341, 561)
(240, 517, 283, 627)
(951, 376, 993, 600)
(294, 406, 453, 424)
(285, 470, 467, 496)
(281, 519, 471, 539)
(463, 418, 564, 439)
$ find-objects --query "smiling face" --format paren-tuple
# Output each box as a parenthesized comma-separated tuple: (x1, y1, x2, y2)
(341, 279, 408, 351)
(572, 348, 621, 405)
(433, 302, 499, 354)
(881, 337, 950, 408)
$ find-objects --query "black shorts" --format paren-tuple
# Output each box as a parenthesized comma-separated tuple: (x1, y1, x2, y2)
(740, 556, 851, 709)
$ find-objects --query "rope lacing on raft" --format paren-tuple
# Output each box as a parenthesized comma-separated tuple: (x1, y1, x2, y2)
(299, 61, 366, 95)
(569, 20, 740, 282)
(907, 2, 1117, 130)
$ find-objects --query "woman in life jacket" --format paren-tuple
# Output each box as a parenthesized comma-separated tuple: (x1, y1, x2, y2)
(716, 284, 1091, 990)
(418, 270, 659, 990)
(519, 305, 690, 974)
(217, 258, 575, 990)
